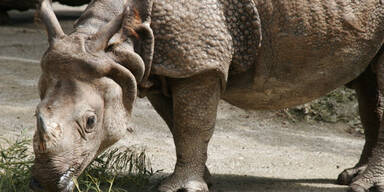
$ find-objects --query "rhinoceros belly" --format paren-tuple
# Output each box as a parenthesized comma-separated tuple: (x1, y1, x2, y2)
(223, 0, 384, 110)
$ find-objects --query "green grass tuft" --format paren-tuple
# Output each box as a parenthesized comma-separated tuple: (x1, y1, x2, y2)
(0, 135, 158, 192)
(0, 137, 33, 192)
(75, 147, 159, 192)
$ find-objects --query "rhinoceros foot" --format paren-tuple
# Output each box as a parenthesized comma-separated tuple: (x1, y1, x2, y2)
(348, 184, 369, 192)
(158, 166, 212, 192)
(348, 183, 384, 192)
(158, 173, 209, 192)
(347, 156, 384, 192)
(337, 165, 368, 185)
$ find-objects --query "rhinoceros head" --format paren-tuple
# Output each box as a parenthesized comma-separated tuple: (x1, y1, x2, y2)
(29, 0, 153, 191)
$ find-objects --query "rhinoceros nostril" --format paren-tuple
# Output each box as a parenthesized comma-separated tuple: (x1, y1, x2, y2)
(30, 177, 44, 191)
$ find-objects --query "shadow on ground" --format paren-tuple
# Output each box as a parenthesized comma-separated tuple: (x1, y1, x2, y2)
(211, 175, 342, 192)
(133, 174, 350, 192)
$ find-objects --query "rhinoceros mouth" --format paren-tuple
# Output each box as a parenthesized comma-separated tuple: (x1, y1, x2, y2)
(58, 168, 75, 191)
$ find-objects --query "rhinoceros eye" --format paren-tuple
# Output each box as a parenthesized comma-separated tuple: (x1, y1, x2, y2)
(85, 115, 96, 132)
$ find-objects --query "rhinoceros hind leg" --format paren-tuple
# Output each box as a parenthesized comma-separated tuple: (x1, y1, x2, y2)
(337, 66, 381, 185)
(348, 49, 384, 192)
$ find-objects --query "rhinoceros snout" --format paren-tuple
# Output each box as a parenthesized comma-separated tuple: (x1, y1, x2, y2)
(29, 175, 74, 192)
(30, 177, 44, 192)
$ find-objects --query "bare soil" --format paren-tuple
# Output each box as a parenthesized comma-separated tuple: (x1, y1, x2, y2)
(0, 4, 364, 192)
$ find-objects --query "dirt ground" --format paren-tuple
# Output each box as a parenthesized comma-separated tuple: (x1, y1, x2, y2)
(0, 4, 365, 192)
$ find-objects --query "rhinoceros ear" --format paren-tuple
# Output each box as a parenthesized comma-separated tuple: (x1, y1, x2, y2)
(88, 13, 125, 52)
(122, 0, 154, 87)
(127, 0, 154, 23)
(37, 0, 66, 45)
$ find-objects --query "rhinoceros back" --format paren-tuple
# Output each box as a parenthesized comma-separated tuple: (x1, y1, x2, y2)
(224, 0, 384, 110)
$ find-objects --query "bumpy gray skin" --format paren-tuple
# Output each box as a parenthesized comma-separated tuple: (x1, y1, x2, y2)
(31, 0, 384, 192)
(148, 1, 384, 191)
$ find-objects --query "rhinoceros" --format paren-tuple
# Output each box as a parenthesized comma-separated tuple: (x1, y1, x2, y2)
(30, 0, 384, 191)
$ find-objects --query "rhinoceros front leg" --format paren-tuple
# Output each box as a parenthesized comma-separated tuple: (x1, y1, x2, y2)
(148, 73, 220, 192)
(147, 91, 213, 188)
(348, 52, 384, 192)
(337, 68, 381, 185)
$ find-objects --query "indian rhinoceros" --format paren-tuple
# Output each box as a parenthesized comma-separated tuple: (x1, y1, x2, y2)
(29, 0, 384, 191)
